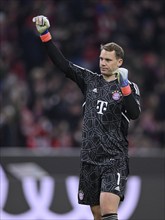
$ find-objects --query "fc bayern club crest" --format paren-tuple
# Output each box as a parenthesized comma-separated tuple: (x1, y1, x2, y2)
(112, 90, 122, 100)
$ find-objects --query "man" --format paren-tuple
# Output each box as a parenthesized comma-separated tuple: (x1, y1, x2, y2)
(32, 15, 141, 220)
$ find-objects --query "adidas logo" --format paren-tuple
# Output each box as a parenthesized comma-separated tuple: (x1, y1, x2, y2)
(115, 186, 120, 191)
(92, 88, 98, 93)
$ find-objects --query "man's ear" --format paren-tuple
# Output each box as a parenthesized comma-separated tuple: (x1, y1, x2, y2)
(118, 58, 123, 67)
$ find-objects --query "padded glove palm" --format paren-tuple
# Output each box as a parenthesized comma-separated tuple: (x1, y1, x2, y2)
(117, 67, 129, 87)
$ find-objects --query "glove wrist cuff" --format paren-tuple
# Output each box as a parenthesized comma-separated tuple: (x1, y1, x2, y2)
(121, 84, 131, 96)
(41, 29, 49, 35)
(120, 79, 129, 87)
(40, 32, 52, 42)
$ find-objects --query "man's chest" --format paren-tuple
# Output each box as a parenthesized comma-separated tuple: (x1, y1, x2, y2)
(85, 80, 123, 115)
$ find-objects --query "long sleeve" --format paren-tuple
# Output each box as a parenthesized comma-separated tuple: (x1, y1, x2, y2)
(43, 40, 70, 73)
(42, 39, 88, 94)
(123, 93, 141, 120)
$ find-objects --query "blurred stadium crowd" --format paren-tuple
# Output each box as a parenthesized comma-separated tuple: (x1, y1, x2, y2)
(0, 0, 164, 153)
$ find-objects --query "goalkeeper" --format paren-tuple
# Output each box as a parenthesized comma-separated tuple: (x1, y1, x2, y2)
(33, 15, 141, 220)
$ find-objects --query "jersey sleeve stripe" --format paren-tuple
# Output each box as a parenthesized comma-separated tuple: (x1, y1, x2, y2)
(73, 64, 99, 76)
(122, 112, 130, 123)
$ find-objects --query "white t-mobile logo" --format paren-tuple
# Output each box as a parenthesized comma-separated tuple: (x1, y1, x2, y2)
(96, 100, 108, 114)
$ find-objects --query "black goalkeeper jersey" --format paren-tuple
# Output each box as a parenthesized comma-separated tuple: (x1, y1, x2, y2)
(44, 40, 141, 165)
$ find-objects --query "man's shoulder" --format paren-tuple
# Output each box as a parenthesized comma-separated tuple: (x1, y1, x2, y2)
(129, 81, 140, 96)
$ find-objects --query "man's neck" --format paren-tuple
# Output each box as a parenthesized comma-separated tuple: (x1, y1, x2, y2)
(103, 74, 117, 82)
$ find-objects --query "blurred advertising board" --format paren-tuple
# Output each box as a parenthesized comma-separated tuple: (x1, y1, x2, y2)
(0, 148, 164, 220)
